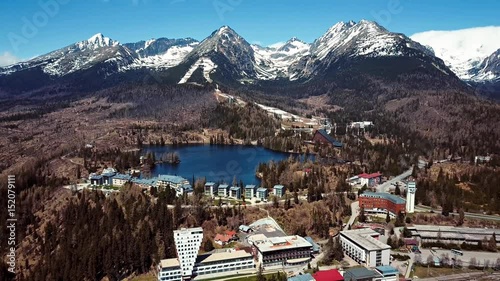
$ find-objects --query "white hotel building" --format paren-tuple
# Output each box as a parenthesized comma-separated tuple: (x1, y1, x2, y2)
(158, 227, 255, 281)
(339, 228, 391, 267)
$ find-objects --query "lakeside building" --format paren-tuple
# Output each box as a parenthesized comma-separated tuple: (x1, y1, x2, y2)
(339, 228, 391, 267)
(407, 225, 500, 246)
(244, 185, 257, 198)
(273, 185, 285, 197)
(312, 129, 343, 148)
(157, 175, 190, 190)
(256, 187, 268, 200)
(112, 173, 132, 187)
(218, 184, 229, 197)
(229, 186, 242, 199)
(251, 234, 313, 268)
(158, 227, 255, 281)
(359, 192, 406, 216)
(204, 182, 218, 197)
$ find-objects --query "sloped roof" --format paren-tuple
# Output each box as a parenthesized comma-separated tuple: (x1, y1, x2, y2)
(314, 129, 343, 147)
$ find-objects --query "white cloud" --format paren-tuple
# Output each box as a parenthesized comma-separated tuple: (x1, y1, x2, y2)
(0, 52, 21, 67)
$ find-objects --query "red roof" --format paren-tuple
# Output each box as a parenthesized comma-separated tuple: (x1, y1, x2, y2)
(225, 230, 237, 237)
(214, 234, 232, 243)
(359, 172, 382, 179)
(313, 269, 344, 281)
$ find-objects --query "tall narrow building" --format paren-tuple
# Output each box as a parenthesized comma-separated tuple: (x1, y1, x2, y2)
(406, 181, 417, 213)
(174, 227, 203, 278)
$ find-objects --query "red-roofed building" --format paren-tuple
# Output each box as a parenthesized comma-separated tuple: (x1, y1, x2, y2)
(359, 172, 382, 187)
(313, 269, 344, 281)
(214, 230, 238, 246)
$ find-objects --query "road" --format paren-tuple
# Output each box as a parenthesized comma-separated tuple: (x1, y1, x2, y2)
(344, 201, 359, 230)
(415, 205, 500, 221)
(375, 167, 413, 193)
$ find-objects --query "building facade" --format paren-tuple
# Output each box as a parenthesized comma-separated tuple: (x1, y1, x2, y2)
(218, 184, 229, 197)
(252, 235, 312, 268)
(256, 187, 268, 200)
(273, 185, 285, 197)
(112, 173, 132, 187)
(359, 192, 406, 216)
(244, 185, 256, 198)
(157, 259, 182, 281)
(358, 172, 382, 187)
(405, 181, 416, 213)
(340, 228, 391, 267)
(174, 227, 203, 278)
(312, 129, 343, 147)
(230, 186, 241, 199)
(193, 250, 255, 276)
(204, 182, 218, 197)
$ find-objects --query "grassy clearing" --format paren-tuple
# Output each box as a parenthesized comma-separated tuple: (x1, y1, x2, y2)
(412, 265, 484, 278)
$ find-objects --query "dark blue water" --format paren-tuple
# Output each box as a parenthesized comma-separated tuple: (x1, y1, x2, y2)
(142, 145, 312, 185)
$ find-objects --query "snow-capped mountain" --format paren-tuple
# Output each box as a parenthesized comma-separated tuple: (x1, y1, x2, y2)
(411, 26, 500, 82)
(0, 33, 132, 77)
(0, 20, 467, 92)
(294, 20, 445, 79)
(174, 26, 256, 84)
(123, 38, 199, 70)
(252, 37, 310, 80)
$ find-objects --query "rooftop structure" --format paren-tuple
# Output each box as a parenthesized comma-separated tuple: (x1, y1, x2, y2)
(340, 228, 391, 267)
(252, 234, 313, 267)
(313, 269, 344, 281)
(408, 225, 500, 246)
(343, 267, 381, 281)
(288, 273, 315, 281)
(312, 129, 343, 147)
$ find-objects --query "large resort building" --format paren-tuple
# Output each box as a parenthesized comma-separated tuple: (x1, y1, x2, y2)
(359, 192, 406, 216)
(251, 234, 313, 268)
(339, 228, 391, 267)
(158, 227, 255, 281)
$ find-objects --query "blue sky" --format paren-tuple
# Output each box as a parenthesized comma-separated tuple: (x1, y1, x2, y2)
(0, 0, 499, 65)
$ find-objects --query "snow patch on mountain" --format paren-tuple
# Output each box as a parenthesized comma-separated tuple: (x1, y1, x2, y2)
(411, 26, 500, 81)
(128, 43, 198, 69)
(252, 37, 310, 80)
(178, 57, 217, 84)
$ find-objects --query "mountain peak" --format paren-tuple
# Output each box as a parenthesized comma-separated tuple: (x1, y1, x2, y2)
(81, 33, 119, 49)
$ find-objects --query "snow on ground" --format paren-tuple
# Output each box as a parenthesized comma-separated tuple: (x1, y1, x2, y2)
(178, 57, 217, 84)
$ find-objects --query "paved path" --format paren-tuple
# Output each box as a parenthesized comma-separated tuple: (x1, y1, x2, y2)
(415, 205, 500, 221)
(344, 201, 359, 230)
(375, 167, 413, 193)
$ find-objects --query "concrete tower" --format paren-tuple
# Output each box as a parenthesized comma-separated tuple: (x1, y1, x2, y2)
(174, 227, 203, 278)
(406, 181, 417, 213)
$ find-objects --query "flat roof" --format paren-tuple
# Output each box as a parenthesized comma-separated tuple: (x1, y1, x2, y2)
(345, 267, 379, 279)
(254, 235, 312, 253)
(274, 185, 284, 189)
(341, 228, 391, 251)
(230, 186, 241, 191)
(219, 184, 229, 189)
(375, 265, 399, 275)
(256, 187, 267, 192)
(160, 258, 180, 268)
(205, 182, 217, 186)
(360, 191, 406, 204)
(245, 185, 256, 189)
(288, 273, 315, 281)
(174, 227, 203, 235)
(197, 250, 252, 264)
